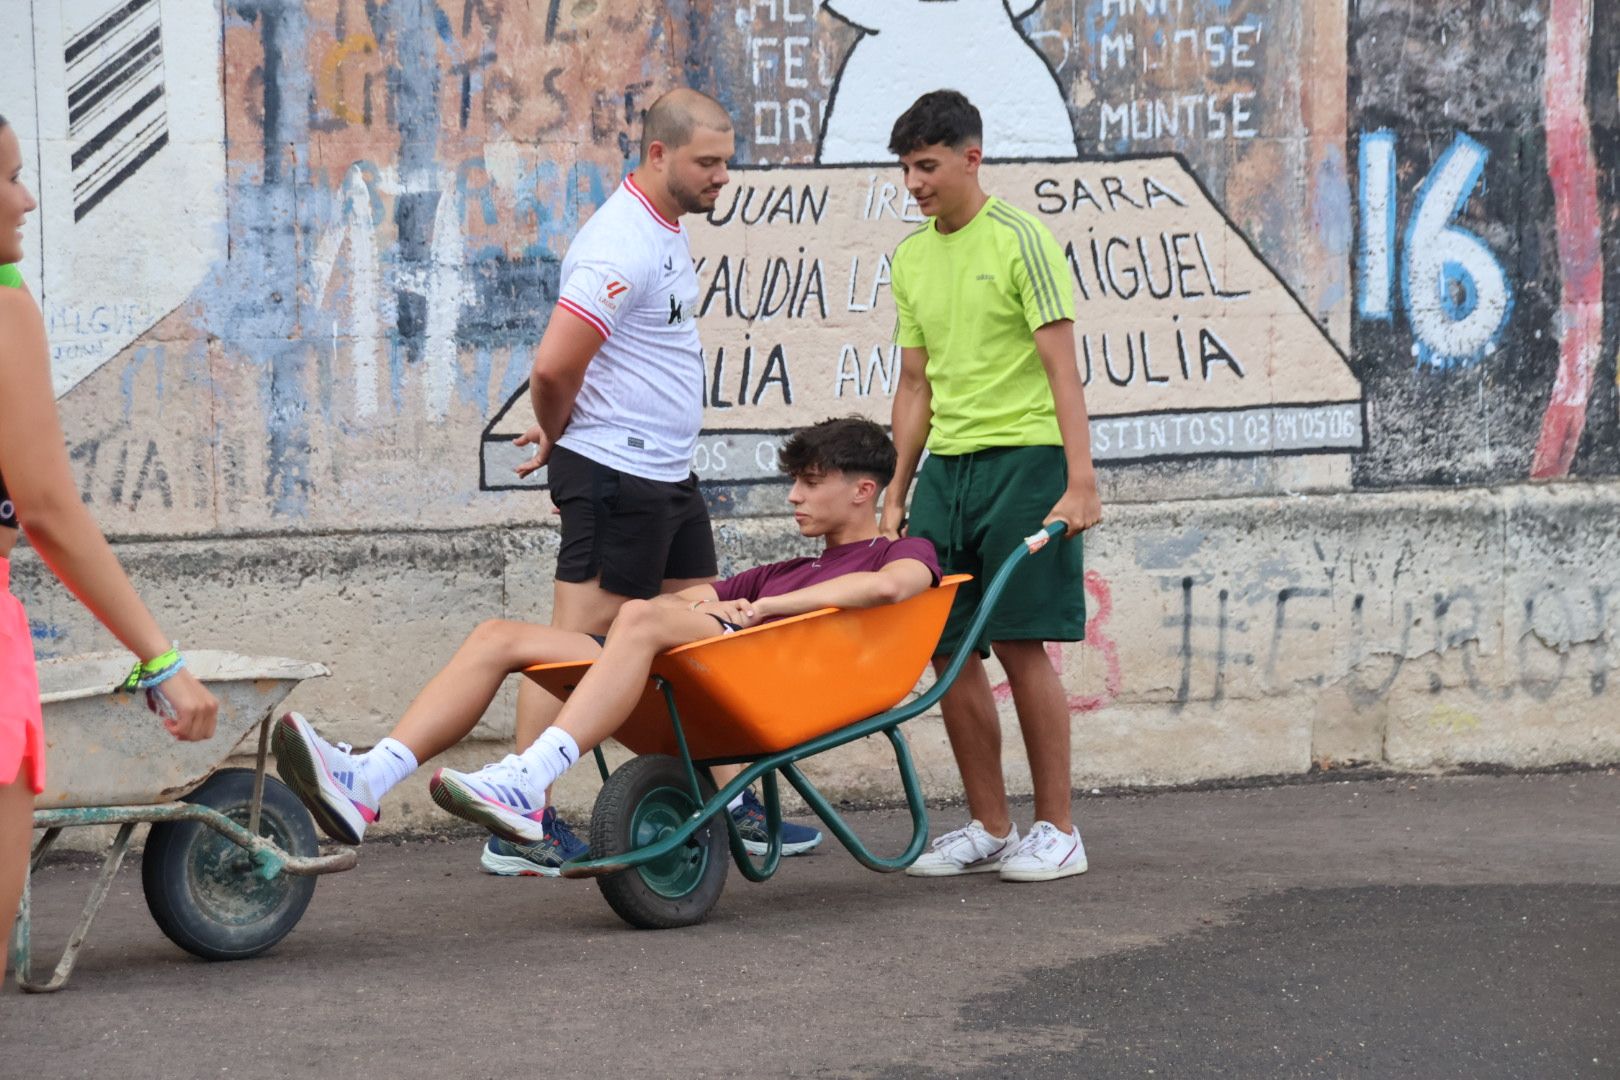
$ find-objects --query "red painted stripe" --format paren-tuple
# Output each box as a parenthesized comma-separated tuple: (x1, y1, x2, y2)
(556, 298, 610, 340)
(624, 175, 680, 232)
(1531, 0, 1603, 478)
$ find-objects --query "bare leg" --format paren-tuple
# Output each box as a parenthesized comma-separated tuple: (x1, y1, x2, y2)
(1, 776, 32, 964)
(992, 639, 1073, 833)
(552, 600, 722, 753)
(388, 621, 602, 763)
(514, 576, 713, 754)
(513, 579, 628, 753)
(932, 652, 1013, 837)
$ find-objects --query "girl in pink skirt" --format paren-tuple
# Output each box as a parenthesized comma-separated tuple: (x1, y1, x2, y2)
(0, 113, 220, 956)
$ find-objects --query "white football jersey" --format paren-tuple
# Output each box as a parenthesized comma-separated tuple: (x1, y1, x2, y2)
(554, 176, 705, 482)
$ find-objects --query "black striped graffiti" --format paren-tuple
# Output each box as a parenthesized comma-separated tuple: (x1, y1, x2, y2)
(66, 0, 169, 221)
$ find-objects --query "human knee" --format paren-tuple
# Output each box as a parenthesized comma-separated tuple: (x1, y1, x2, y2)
(990, 638, 1054, 674)
(464, 619, 527, 661)
(607, 598, 662, 642)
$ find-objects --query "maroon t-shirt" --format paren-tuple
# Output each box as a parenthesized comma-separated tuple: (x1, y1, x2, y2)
(712, 536, 942, 614)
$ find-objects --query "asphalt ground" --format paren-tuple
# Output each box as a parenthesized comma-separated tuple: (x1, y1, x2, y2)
(5, 771, 1617, 1079)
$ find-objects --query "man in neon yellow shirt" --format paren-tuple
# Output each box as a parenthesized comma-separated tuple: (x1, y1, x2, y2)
(880, 90, 1102, 883)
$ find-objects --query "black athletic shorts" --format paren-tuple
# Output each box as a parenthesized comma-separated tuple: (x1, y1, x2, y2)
(548, 444, 717, 599)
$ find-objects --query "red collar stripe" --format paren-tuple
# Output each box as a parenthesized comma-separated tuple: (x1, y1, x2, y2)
(556, 297, 610, 340)
(624, 176, 681, 233)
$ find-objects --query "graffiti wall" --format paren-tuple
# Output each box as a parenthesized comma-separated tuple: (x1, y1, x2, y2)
(1350, 0, 1620, 486)
(6, 0, 1612, 534)
(4, 1, 1620, 796)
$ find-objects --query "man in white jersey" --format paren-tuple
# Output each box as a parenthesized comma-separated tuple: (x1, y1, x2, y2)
(487, 90, 822, 875)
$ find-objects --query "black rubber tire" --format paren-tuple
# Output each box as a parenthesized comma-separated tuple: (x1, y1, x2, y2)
(591, 755, 729, 930)
(141, 768, 319, 961)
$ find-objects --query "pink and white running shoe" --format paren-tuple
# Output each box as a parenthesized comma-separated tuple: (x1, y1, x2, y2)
(429, 756, 548, 843)
(271, 711, 379, 845)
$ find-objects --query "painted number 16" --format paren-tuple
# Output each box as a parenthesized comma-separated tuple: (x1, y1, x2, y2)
(1358, 131, 1513, 368)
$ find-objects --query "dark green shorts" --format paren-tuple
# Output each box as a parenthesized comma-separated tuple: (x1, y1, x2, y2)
(909, 445, 1086, 658)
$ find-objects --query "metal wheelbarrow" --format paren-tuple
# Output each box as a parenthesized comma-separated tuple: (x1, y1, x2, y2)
(10, 650, 352, 992)
(524, 522, 1065, 930)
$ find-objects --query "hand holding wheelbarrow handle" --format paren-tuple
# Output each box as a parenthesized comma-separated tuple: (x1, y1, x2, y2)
(1022, 520, 1068, 554)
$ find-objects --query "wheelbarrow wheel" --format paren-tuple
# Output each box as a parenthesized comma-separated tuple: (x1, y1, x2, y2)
(141, 768, 319, 961)
(591, 754, 729, 930)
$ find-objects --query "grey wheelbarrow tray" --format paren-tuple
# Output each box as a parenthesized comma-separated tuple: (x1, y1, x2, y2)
(11, 650, 352, 993)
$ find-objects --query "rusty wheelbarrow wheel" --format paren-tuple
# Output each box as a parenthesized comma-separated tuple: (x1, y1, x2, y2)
(591, 755, 729, 929)
(141, 768, 319, 961)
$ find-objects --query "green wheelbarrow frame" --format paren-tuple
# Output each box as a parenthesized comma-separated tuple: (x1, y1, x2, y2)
(557, 522, 1068, 898)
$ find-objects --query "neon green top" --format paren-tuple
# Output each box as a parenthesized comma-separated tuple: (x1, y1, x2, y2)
(890, 196, 1075, 455)
(0, 264, 21, 289)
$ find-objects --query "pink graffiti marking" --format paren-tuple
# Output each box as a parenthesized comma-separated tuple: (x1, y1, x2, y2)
(1531, 0, 1603, 478)
(991, 570, 1122, 713)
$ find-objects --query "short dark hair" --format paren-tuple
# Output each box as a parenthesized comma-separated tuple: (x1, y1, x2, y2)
(0, 114, 8, 131)
(640, 88, 732, 162)
(778, 417, 896, 488)
(888, 90, 982, 157)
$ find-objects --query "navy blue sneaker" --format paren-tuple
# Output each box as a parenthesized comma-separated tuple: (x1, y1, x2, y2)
(478, 807, 589, 877)
(731, 789, 823, 856)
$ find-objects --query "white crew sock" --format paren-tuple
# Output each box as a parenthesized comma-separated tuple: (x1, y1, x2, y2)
(727, 792, 746, 811)
(518, 727, 580, 795)
(358, 738, 418, 799)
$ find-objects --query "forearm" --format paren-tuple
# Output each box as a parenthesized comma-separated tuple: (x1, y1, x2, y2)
(22, 500, 170, 661)
(884, 357, 932, 521)
(1053, 382, 1097, 489)
(529, 370, 583, 445)
(754, 572, 902, 619)
(528, 310, 603, 445)
(888, 387, 929, 500)
(1037, 323, 1098, 489)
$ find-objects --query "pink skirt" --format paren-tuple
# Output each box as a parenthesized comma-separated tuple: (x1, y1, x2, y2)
(0, 557, 45, 794)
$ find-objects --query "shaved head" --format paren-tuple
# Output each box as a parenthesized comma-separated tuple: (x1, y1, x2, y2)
(639, 89, 733, 163)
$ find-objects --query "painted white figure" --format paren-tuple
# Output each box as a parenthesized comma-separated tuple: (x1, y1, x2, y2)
(818, 0, 1077, 163)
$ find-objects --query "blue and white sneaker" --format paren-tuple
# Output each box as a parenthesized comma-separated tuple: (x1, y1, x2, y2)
(429, 755, 548, 843)
(271, 712, 379, 845)
(479, 808, 590, 877)
(731, 789, 823, 856)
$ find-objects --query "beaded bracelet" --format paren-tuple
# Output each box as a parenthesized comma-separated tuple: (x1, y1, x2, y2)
(121, 647, 185, 692)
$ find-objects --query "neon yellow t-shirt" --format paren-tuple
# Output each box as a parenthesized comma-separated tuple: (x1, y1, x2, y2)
(890, 196, 1075, 456)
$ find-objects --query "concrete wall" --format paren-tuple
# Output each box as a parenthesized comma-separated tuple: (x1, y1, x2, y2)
(5, 0, 1618, 826)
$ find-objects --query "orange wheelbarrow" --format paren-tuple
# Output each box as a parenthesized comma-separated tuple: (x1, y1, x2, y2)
(523, 522, 1065, 929)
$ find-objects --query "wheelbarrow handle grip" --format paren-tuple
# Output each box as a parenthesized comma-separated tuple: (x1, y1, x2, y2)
(1022, 520, 1067, 554)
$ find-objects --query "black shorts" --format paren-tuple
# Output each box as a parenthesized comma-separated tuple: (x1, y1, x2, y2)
(548, 445, 717, 599)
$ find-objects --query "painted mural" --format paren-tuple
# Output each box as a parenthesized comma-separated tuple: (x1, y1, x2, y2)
(1349, 0, 1619, 486)
(0, 0, 1615, 534)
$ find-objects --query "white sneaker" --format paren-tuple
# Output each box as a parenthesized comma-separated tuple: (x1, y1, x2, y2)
(271, 712, 379, 845)
(999, 821, 1088, 882)
(905, 820, 1020, 877)
(429, 755, 549, 843)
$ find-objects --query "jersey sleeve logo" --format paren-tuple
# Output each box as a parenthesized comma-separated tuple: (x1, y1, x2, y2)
(598, 279, 631, 313)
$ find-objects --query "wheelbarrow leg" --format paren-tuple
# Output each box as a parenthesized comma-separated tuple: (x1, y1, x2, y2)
(248, 715, 273, 838)
(8, 826, 60, 986)
(15, 821, 137, 993)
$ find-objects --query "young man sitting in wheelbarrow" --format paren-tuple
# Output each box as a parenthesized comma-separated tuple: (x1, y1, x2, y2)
(272, 417, 940, 846)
